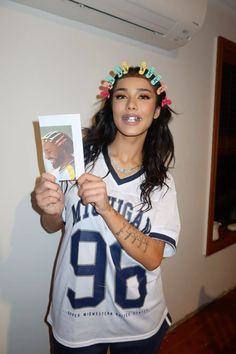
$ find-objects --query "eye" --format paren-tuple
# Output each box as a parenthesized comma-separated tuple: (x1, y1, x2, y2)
(139, 94, 151, 100)
(114, 94, 127, 100)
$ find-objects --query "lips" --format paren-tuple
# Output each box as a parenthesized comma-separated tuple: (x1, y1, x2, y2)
(122, 115, 142, 123)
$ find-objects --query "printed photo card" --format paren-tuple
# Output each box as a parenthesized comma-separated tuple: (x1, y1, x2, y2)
(38, 114, 84, 181)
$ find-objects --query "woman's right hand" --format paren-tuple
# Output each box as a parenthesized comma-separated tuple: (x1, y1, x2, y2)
(34, 173, 64, 217)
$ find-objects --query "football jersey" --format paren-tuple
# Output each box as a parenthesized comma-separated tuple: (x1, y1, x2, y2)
(47, 148, 180, 348)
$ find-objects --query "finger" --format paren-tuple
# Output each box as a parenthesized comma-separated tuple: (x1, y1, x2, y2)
(78, 173, 101, 185)
(43, 196, 61, 206)
(37, 190, 64, 212)
(80, 187, 107, 205)
(79, 180, 106, 193)
(41, 172, 57, 183)
(36, 187, 62, 207)
(79, 184, 107, 201)
(36, 180, 60, 194)
(43, 203, 62, 215)
(43, 187, 62, 199)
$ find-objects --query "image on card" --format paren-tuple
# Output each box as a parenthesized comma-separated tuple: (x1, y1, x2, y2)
(38, 114, 84, 181)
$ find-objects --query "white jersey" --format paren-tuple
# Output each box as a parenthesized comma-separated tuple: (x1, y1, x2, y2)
(47, 148, 180, 348)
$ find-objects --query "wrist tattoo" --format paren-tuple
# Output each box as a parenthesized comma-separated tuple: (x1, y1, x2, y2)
(115, 222, 149, 253)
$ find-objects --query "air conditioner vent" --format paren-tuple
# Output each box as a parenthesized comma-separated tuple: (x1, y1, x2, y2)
(10, 0, 208, 50)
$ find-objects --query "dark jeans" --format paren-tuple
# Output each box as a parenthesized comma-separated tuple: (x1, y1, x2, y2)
(52, 319, 169, 354)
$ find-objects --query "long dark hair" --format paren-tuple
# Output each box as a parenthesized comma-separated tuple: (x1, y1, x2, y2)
(83, 66, 175, 211)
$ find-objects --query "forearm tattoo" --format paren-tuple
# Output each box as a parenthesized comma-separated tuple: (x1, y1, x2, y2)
(115, 222, 149, 253)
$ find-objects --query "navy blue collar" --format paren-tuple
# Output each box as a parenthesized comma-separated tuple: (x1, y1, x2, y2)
(103, 146, 144, 185)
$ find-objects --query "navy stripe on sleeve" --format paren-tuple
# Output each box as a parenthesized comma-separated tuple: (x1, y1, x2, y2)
(149, 232, 176, 249)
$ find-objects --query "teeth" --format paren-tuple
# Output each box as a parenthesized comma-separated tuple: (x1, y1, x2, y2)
(126, 116, 141, 122)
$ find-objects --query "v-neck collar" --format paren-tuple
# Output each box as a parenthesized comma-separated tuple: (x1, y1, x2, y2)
(103, 146, 144, 185)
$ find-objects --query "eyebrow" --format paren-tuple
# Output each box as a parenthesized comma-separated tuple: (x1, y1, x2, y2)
(113, 87, 152, 93)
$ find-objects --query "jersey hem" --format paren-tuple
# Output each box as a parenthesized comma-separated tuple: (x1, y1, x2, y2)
(48, 311, 171, 349)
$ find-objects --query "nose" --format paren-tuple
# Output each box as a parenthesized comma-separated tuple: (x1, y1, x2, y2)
(127, 97, 137, 110)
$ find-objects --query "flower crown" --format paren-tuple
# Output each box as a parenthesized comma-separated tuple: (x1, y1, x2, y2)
(98, 61, 172, 107)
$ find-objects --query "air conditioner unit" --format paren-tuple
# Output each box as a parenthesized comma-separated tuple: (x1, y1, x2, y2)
(10, 0, 208, 50)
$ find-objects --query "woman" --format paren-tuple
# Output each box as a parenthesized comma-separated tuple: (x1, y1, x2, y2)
(35, 62, 180, 354)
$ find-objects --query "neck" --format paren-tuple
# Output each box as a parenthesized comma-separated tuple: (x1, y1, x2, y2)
(107, 136, 143, 177)
(109, 135, 143, 164)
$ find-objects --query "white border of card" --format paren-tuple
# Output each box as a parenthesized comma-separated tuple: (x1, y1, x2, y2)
(38, 114, 84, 181)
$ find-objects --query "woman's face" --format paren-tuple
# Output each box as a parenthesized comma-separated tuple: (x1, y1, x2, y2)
(111, 76, 160, 140)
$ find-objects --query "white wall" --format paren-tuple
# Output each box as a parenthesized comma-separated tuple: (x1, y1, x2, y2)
(0, 0, 236, 353)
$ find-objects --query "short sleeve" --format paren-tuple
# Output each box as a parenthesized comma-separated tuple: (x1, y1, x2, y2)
(148, 173, 181, 257)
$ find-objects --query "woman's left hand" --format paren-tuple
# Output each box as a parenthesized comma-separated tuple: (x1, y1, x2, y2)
(78, 173, 111, 215)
